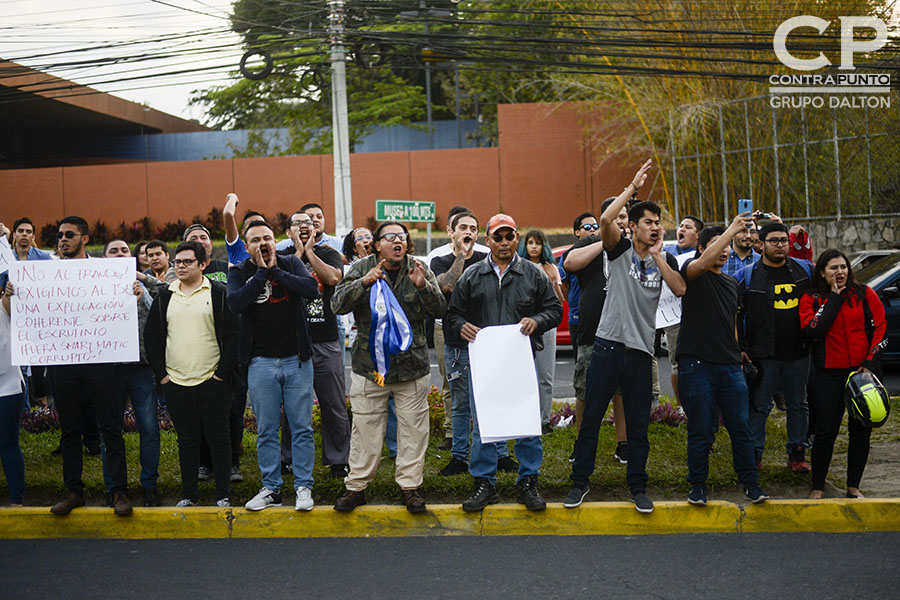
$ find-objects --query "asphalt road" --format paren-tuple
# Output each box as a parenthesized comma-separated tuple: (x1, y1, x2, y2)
(346, 347, 900, 400)
(3, 533, 898, 599)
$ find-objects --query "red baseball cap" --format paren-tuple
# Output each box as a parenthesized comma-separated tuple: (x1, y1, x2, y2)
(486, 213, 517, 234)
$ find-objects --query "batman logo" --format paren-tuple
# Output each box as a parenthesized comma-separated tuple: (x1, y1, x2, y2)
(773, 283, 798, 309)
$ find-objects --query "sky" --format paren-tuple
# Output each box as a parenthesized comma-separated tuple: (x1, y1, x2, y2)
(0, 0, 243, 122)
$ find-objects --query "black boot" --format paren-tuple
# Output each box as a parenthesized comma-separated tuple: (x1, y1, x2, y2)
(516, 475, 546, 511)
(462, 477, 500, 512)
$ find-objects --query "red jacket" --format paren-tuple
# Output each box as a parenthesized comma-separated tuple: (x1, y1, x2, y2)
(799, 285, 887, 370)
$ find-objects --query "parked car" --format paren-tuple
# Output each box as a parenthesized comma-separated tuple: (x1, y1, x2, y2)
(856, 251, 900, 363)
(552, 244, 573, 346)
(848, 249, 898, 271)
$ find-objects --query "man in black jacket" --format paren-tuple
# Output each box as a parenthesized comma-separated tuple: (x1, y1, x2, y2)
(145, 241, 238, 507)
(446, 213, 562, 512)
(227, 220, 320, 512)
(737, 221, 814, 471)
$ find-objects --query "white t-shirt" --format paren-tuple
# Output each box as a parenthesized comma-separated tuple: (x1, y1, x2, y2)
(0, 303, 25, 397)
(426, 241, 491, 267)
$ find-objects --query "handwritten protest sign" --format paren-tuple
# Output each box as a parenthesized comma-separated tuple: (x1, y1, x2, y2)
(9, 258, 139, 366)
(655, 250, 695, 329)
(0, 237, 14, 275)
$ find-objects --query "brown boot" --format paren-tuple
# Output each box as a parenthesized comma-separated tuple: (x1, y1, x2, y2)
(401, 489, 427, 514)
(50, 492, 85, 515)
(113, 492, 133, 517)
(333, 490, 366, 512)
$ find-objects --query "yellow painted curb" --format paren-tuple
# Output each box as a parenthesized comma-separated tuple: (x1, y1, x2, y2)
(742, 499, 900, 533)
(0, 500, 897, 539)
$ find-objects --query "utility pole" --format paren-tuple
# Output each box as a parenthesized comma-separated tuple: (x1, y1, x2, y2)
(328, 0, 353, 237)
(421, 0, 433, 150)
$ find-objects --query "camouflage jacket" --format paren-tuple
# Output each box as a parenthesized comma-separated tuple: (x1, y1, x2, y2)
(331, 254, 446, 384)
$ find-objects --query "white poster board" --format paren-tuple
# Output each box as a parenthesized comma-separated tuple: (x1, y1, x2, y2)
(655, 250, 695, 329)
(9, 258, 139, 366)
(0, 237, 14, 275)
(468, 324, 541, 442)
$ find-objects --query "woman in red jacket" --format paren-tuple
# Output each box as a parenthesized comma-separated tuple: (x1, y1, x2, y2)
(799, 249, 887, 499)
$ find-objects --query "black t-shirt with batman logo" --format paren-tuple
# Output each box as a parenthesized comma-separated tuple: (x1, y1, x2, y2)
(764, 263, 804, 360)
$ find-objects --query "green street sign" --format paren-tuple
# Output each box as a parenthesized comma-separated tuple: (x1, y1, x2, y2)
(375, 200, 436, 223)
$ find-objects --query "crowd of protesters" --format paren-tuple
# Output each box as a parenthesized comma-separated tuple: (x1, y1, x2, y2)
(0, 158, 889, 515)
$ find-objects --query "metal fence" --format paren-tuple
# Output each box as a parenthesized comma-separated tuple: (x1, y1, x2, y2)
(667, 91, 900, 225)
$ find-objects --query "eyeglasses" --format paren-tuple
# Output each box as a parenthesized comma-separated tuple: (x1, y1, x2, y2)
(491, 232, 516, 242)
(173, 258, 197, 267)
(355, 234, 373, 242)
(380, 232, 408, 242)
(580, 223, 600, 231)
(765, 237, 790, 246)
(291, 220, 313, 227)
(57, 231, 79, 240)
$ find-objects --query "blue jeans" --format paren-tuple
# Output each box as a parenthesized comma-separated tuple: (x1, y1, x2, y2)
(444, 345, 508, 463)
(748, 355, 810, 459)
(384, 395, 397, 458)
(445, 345, 473, 461)
(571, 337, 652, 493)
(103, 364, 160, 491)
(468, 367, 540, 486)
(0, 388, 26, 504)
(248, 356, 315, 491)
(678, 359, 758, 487)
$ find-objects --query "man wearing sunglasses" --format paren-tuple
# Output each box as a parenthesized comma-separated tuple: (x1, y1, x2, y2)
(559, 212, 599, 366)
(446, 213, 563, 512)
(736, 221, 814, 473)
(47, 217, 133, 516)
(331, 221, 446, 513)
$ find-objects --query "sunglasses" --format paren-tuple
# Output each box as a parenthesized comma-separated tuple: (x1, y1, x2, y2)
(57, 231, 79, 240)
(380, 232, 408, 242)
(580, 223, 600, 231)
(491, 232, 516, 242)
(173, 258, 197, 267)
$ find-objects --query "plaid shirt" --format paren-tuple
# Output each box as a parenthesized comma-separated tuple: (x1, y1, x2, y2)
(722, 249, 760, 278)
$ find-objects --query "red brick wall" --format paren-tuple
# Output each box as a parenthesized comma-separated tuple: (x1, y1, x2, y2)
(0, 103, 664, 239)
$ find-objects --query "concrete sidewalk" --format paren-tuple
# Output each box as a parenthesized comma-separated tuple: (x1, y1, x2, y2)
(1, 499, 899, 539)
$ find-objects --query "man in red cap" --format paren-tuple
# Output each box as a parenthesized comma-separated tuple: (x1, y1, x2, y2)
(446, 213, 562, 512)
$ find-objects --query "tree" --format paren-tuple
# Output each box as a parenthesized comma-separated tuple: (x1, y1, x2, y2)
(190, 0, 464, 154)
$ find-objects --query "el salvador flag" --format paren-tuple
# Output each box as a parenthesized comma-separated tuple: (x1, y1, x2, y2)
(369, 279, 412, 386)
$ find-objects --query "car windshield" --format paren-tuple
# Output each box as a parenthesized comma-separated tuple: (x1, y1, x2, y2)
(856, 251, 900, 288)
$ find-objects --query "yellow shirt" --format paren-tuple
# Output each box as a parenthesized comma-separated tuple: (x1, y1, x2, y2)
(165, 278, 220, 386)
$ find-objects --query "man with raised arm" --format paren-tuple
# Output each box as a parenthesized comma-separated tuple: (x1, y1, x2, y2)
(564, 160, 685, 514)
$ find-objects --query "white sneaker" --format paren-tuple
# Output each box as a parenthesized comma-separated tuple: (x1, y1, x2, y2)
(295, 486, 314, 511)
(245, 487, 283, 511)
(216, 498, 231, 508)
